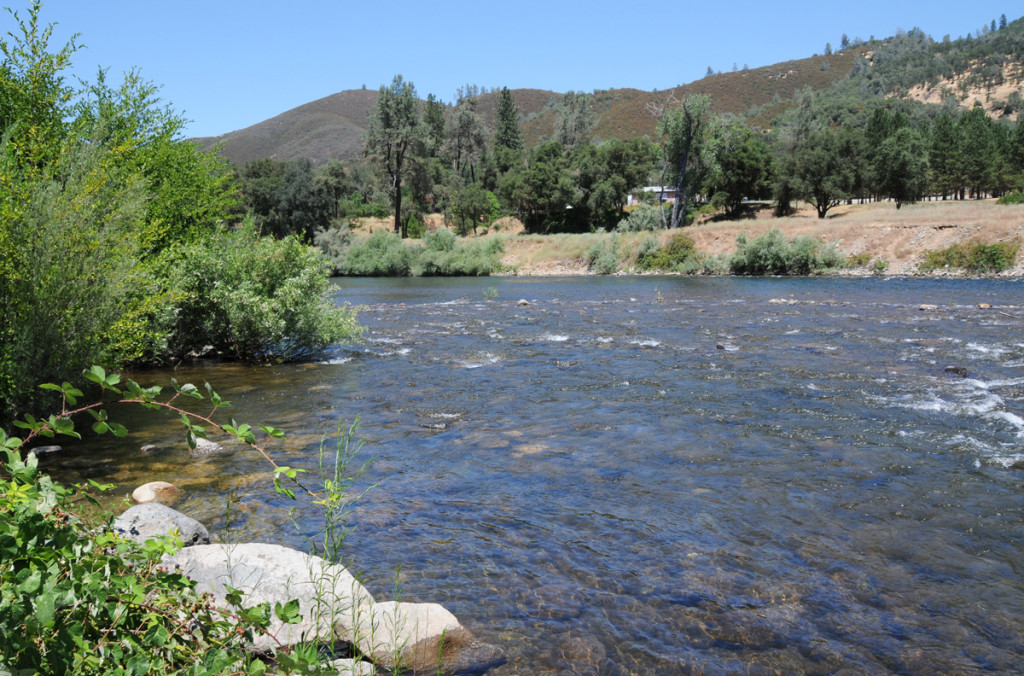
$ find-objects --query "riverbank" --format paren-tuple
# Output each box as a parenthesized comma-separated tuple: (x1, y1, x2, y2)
(354, 200, 1024, 277)
(507, 200, 1024, 276)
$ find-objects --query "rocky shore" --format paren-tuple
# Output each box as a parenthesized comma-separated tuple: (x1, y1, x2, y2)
(113, 479, 504, 675)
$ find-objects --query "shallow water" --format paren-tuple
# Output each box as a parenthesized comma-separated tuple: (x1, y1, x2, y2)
(46, 276, 1024, 674)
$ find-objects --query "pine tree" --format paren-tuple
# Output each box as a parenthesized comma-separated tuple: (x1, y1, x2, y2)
(494, 87, 523, 152)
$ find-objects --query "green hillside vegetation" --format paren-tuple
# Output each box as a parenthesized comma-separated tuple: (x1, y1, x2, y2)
(202, 13, 1024, 277)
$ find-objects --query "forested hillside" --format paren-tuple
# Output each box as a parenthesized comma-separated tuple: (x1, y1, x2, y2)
(196, 15, 1023, 167)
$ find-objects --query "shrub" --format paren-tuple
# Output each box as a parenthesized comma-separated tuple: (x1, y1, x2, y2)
(169, 221, 362, 361)
(616, 204, 665, 232)
(997, 191, 1024, 205)
(313, 223, 353, 275)
(587, 237, 620, 274)
(636, 233, 698, 271)
(847, 252, 872, 267)
(338, 230, 414, 276)
(730, 229, 846, 275)
(920, 241, 1019, 273)
(413, 229, 505, 276)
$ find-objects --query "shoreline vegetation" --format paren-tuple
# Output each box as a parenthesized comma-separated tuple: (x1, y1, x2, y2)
(330, 199, 1024, 278)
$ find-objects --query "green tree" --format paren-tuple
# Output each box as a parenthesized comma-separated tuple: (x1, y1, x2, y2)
(554, 90, 595, 150)
(494, 86, 523, 153)
(422, 93, 446, 157)
(364, 75, 424, 237)
(499, 141, 578, 233)
(708, 121, 772, 217)
(874, 126, 930, 208)
(958, 105, 997, 198)
(445, 92, 487, 182)
(656, 93, 718, 228)
(791, 128, 854, 218)
(929, 111, 963, 199)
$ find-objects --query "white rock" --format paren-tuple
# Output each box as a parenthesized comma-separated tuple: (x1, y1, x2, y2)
(162, 543, 374, 654)
(131, 481, 181, 505)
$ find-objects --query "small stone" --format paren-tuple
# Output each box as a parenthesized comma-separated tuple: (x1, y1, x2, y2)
(132, 481, 181, 505)
(190, 437, 224, 456)
(139, 444, 158, 454)
(919, 304, 939, 311)
(944, 366, 968, 377)
(716, 343, 725, 350)
(516, 299, 531, 307)
(978, 303, 992, 309)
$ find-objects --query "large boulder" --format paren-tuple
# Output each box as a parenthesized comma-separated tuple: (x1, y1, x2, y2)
(162, 543, 504, 674)
(113, 502, 210, 546)
(356, 601, 504, 674)
(162, 543, 374, 654)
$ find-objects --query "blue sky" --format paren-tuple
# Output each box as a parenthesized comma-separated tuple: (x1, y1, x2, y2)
(14, 1, 1019, 138)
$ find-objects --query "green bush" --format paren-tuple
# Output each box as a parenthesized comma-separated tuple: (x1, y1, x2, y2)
(616, 204, 666, 232)
(413, 229, 505, 276)
(636, 233, 698, 271)
(996, 191, 1024, 205)
(587, 238, 620, 274)
(337, 230, 414, 276)
(730, 229, 846, 275)
(920, 241, 1019, 273)
(169, 222, 362, 361)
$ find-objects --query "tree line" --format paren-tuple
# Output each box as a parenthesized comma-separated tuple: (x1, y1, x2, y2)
(234, 75, 1024, 247)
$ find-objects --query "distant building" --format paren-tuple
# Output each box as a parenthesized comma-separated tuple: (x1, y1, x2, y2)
(627, 186, 676, 206)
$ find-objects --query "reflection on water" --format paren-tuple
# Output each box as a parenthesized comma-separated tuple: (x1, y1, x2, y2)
(45, 276, 1024, 673)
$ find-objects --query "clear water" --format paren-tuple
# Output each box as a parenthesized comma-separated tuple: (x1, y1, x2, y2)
(46, 276, 1024, 674)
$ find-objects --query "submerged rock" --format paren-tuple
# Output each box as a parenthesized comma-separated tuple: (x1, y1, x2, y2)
(919, 304, 939, 311)
(113, 502, 209, 547)
(944, 365, 968, 377)
(28, 445, 62, 458)
(131, 481, 182, 505)
(190, 437, 224, 456)
(516, 298, 531, 307)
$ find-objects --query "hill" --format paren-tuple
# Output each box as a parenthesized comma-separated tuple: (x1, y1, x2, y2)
(194, 16, 1024, 168)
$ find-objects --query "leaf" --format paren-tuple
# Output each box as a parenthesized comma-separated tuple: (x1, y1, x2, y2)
(259, 424, 286, 440)
(274, 598, 302, 625)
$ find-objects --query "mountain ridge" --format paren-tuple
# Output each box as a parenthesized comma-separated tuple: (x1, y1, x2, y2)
(193, 19, 1024, 168)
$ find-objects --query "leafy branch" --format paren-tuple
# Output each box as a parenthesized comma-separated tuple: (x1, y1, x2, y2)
(3, 365, 308, 499)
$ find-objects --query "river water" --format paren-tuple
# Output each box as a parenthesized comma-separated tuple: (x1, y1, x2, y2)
(46, 276, 1024, 674)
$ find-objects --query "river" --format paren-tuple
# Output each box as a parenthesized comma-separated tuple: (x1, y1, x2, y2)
(46, 276, 1024, 674)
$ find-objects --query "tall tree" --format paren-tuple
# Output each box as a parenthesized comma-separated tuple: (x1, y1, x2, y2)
(709, 120, 773, 217)
(494, 86, 523, 153)
(929, 111, 962, 199)
(364, 75, 424, 237)
(655, 93, 717, 228)
(874, 126, 929, 208)
(422, 93, 446, 157)
(445, 93, 486, 182)
(791, 128, 854, 219)
(958, 105, 997, 198)
(554, 90, 595, 150)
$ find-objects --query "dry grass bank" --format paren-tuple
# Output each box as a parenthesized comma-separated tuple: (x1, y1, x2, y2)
(494, 200, 1024, 276)
(345, 200, 1024, 276)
